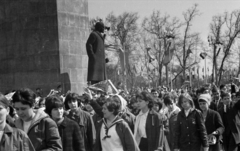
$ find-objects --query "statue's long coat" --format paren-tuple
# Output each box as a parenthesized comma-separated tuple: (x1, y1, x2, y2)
(86, 31, 107, 82)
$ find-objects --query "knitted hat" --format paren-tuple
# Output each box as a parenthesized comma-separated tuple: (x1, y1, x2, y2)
(198, 94, 211, 105)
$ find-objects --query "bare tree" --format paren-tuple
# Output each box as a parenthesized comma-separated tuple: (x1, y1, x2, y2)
(175, 4, 201, 82)
(209, 10, 240, 85)
(105, 12, 139, 90)
(141, 10, 181, 86)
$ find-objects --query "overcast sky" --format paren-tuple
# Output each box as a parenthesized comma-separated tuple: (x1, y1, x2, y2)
(88, 0, 240, 42)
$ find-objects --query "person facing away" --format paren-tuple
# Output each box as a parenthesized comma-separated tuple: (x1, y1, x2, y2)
(86, 21, 107, 85)
(12, 88, 62, 151)
(45, 95, 85, 151)
(0, 93, 35, 151)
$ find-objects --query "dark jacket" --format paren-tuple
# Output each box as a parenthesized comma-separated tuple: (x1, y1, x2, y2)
(0, 123, 35, 151)
(94, 117, 139, 151)
(204, 109, 224, 151)
(66, 108, 96, 151)
(219, 101, 240, 147)
(134, 109, 165, 151)
(58, 117, 85, 151)
(166, 107, 180, 151)
(86, 31, 106, 81)
(15, 109, 62, 151)
(174, 108, 209, 151)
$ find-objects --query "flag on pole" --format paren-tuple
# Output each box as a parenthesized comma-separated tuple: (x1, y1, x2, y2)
(163, 38, 175, 65)
(89, 80, 119, 94)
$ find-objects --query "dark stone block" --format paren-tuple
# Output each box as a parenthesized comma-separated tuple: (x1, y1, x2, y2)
(0, 0, 89, 94)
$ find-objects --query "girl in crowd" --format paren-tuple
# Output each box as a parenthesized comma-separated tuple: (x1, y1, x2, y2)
(174, 93, 209, 151)
(0, 93, 35, 151)
(12, 88, 62, 151)
(164, 95, 181, 151)
(45, 95, 85, 151)
(64, 92, 95, 151)
(198, 94, 224, 151)
(134, 91, 165, 151)
(94, 96, 139, 151)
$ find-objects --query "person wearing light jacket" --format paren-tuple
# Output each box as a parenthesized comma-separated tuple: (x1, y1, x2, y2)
(94, 96, 139, 151)
(12, 88, 62, 151)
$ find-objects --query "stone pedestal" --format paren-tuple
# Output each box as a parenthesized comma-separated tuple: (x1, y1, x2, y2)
(0, 0, 89, 95)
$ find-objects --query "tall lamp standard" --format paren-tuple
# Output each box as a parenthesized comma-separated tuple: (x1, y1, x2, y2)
(208, 35, 223, 83)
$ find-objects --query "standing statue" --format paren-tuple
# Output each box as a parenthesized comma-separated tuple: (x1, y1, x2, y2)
(86, 22, 107, 85)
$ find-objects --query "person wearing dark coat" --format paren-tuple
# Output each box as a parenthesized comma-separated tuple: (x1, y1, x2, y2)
(45, 95, 85, 151)
(174, 93, 209, 151)
(198, 94, 224, 151)
(164, 96, 181, 151)
(64, 92, 96, 151)
(219, 92, 240, 151)
(134, 91, 166, 151)
(86, 21, 107, 84)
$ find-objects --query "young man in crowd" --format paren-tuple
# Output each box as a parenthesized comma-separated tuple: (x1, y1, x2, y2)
(12, 88, 62, 151)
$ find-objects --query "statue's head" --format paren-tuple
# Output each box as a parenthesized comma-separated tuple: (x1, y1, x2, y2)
(95, 22, 104, 33)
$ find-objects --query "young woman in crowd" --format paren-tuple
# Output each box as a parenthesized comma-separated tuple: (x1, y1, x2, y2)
(134, 91, 165, 151)
(174, 93, 209, 151)
(64, 92, 95, 151)
(198, 94, 224, 151)
(94, 96, 139, 151)
(0, 93, 35, 151)
(12, 88, 62, 151)
(164, 95, 181, 151)
(45, 95, 85, 151)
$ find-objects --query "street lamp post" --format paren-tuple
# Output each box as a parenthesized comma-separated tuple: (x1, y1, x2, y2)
(208, 35, 223, 83)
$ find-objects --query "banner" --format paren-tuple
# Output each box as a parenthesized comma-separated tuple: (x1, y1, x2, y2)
(163, 39, 175, 65)
(88, 80, 119, 94)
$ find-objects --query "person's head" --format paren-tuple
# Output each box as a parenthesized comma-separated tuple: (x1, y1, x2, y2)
(102, 97, 121, 119)
(129, 97, 138, 109)
(64, 92, 82, 110)
(45, 95, 64, 121)
(220, 84, 227, 93)
(36, 88, 42, 97)
(57, 85, 62, 93)
(136, 91, 155, 110)
(164, 95, 175, 112)
(179, 93, 194, 110)
(0, 93, 10, 125)
(152, 98, 163, 112)
(12, 88, 36, 122)
(151, 89, 159, 98)
(95, 22, 104, 33)
(221, 92, 231, 105)
(38, 97, 46, 109)
(198, 94, 211, 112)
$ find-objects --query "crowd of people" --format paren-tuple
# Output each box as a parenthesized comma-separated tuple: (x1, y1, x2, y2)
(0, 82, 239, 151)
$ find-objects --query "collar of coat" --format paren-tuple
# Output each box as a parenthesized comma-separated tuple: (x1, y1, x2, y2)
(94, 31, 105, 40)
(3, 123, 13, 134)
(179, 108, 195, 117)
(15, 109, 49, 133)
